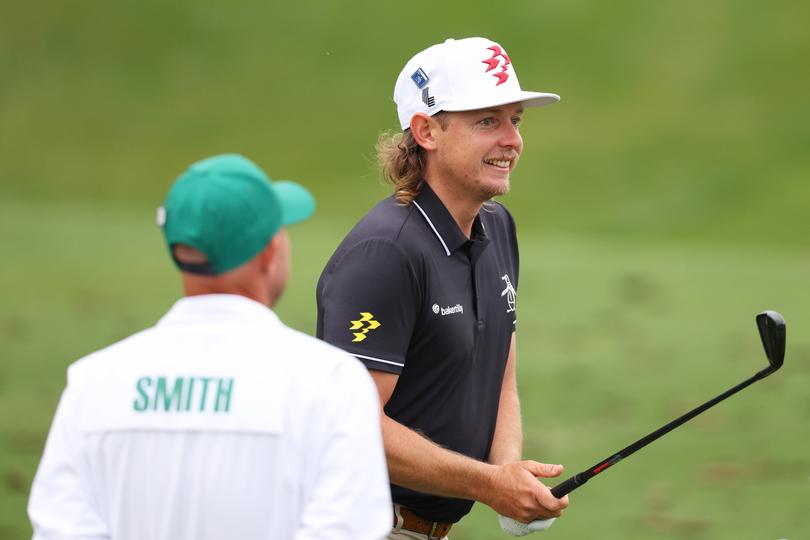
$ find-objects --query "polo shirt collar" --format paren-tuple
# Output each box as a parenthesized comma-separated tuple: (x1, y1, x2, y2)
(157, 294, 280, 327)
(412, 182, 490, 257)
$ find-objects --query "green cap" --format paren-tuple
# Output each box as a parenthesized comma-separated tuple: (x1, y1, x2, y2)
(158, 154, 315, 275)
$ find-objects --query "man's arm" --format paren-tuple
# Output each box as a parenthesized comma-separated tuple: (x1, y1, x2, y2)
(370, 369, 567, 522)
(489, 333, 523, 466)
(28, 387, 110, 540)
(296, 363, 392, 540)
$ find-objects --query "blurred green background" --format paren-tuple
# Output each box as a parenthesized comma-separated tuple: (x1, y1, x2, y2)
(2, 0, 809, 538)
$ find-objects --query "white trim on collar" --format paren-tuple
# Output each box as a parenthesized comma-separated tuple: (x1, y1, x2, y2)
(412, 201, 451, 257)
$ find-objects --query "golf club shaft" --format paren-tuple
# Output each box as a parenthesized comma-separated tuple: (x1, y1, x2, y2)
(550, 367, 772, 498)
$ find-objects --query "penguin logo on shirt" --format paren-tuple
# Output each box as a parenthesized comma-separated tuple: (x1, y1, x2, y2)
(500, 275, 516, 313)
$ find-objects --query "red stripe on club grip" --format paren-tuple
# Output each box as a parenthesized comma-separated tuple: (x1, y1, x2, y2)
(593, 462, 612, 474)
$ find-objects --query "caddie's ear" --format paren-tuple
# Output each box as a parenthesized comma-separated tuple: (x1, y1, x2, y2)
(264, 229, 291, 307)
(410, 113, 440, 151)
(255, 234, 279, 271)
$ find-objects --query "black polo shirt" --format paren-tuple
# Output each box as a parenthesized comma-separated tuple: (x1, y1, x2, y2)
(316, 182, 519, 523)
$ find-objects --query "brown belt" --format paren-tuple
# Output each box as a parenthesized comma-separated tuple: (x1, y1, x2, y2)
(394, 506, 453, 538)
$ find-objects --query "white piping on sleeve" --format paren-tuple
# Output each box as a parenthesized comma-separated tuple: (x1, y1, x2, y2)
(353, 354, 405, 367)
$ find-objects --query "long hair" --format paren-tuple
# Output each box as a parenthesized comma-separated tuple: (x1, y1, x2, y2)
(375, 129, 425, 205)
(375, 114, 447, 205)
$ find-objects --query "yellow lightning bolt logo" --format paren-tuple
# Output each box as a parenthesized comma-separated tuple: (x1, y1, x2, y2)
(350, 312, 380, 342)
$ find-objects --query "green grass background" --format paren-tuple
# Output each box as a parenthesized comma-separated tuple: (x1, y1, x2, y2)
(2, 0, 809, 538)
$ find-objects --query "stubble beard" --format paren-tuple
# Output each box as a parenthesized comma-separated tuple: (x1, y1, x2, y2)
(482, 177, 510, 200)
(433, 155, 512, 203)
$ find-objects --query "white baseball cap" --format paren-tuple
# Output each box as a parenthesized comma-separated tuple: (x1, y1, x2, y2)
(393, 37, 560, 130)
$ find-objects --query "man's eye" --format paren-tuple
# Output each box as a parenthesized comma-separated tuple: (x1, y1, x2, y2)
(478, 118, 495, 126)
(512, 117, 522, 127)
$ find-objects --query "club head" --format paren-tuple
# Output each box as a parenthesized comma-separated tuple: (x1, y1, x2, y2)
(756, 310, 786, 372)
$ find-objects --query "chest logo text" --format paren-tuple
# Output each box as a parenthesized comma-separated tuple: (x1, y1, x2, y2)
(433, 303, 464, 316)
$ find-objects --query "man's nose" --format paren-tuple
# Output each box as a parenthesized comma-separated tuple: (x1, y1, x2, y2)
(499, 123, 523, 151)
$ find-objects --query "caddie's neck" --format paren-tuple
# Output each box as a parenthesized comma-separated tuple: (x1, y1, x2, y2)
(182, 274, 269, 306)
(179, 230, 291, 308)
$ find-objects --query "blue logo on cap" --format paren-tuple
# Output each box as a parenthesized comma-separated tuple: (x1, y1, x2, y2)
(411, 68, 429, 89)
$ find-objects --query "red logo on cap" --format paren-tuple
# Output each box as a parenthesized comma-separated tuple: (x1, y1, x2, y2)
(482, 45, 511, 86)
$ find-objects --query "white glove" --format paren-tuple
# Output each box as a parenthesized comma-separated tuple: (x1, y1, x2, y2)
(498, 514, 556, 536)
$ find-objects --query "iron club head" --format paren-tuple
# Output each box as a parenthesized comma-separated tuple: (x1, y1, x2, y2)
(756, 310, 786, 373)
(550, 309, 788, 499)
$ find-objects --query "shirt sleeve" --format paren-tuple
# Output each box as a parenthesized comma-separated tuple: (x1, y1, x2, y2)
(317, 238, 419, 374)
(294, 360, 392, 540)
(503, 205, 519, 291)
(496, 202, 519, 332)
(28, 385, 110, 540)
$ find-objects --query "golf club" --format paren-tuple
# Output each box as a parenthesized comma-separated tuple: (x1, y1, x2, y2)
(550, 310, 786, 499)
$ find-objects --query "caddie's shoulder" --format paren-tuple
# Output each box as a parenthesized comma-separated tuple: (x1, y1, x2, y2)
(66, 326, 156, 384)
(280, 325, 373, 381)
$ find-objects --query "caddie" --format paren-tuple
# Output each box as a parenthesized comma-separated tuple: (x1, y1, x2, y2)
(28, 154, 392, 540)
(316, 37, 569, 538)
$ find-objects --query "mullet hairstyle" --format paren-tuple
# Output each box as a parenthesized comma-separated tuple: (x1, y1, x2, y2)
(376, 113, 448, 205)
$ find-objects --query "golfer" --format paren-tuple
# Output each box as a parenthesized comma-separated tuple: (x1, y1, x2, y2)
(317, 37, 568, 538)
(28, 154, 392, 540)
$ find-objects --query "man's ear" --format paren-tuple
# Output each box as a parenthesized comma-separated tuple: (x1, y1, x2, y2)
(256, 234, 280, 271)
(410, 113, 441, 151)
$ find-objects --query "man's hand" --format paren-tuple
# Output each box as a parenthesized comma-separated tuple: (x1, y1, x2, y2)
(482, 461, 569, 522)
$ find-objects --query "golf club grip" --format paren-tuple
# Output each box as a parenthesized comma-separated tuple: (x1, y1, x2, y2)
(550, 474, 586, 498)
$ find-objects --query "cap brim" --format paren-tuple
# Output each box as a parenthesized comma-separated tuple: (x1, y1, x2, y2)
(273, 181, 316, 226)
(443, 91, 560, 112)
